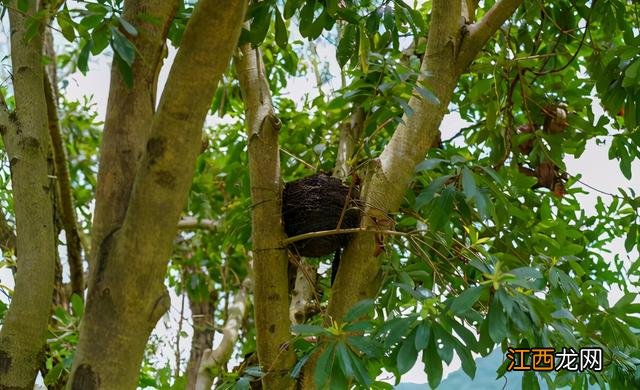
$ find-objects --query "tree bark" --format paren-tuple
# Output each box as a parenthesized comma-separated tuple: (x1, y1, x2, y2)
(195, 277, 251, 390)
(88, 0, 179, 279)
(0, 1, 56, 388)
(303, 0, 523, 385)
(185, 292, 216, 390)
(236, 45, 297, 389)
(45, 69, 84, 298)
(67, 1, 247, 389)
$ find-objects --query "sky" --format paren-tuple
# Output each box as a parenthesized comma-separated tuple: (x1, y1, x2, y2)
(0, 7, 638, 388)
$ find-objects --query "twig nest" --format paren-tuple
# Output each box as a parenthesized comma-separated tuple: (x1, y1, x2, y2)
(282, 173, 361, 257)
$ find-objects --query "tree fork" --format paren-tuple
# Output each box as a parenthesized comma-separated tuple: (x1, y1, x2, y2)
(68, 1, 247, 388)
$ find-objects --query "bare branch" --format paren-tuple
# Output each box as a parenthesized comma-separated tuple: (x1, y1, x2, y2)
(178, 216, 220, 231)
(457, 0, 524, 71)
(195, 277, 251, 390)
(44, 70, 84, 297)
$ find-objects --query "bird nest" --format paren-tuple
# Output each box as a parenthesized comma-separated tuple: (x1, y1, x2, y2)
(282, 173, 361, 257)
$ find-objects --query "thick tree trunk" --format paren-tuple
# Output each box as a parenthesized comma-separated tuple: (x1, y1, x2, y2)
(67, 1, 246, 389)
(236, 46, 297, 389)
(303, 0, 523, 386)
(0, 1, 56, 388)
(88, 0, 179, 281)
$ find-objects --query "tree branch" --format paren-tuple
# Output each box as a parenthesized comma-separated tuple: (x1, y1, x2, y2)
(195, 277, 251, 390)
(236, 42, 296, 389)
(457, 0, 524, 71)
(178, 216, 220, 231)
(44, 70, 84, 297)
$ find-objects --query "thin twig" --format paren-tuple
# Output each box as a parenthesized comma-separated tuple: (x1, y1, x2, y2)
(283, 227, 416, 246)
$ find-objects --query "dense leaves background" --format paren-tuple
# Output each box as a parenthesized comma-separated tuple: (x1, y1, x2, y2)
(0, 0, 638, 388)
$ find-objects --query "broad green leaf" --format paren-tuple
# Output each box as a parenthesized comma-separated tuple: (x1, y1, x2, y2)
(358, 25, 370, 73)
(292, 324, 327, 335)
(78, 39, 93, 75)
(423, 334, 443, 388)
(274, 8, 288, 49)
(118, 17, 138, 37)
(57, 9, 76, 42)
(449, 285, 486, 314)
(487, 300, 507, 343)
(461, 166, 477, 200)
(335, 342, 354, 379)
(414, 322, 430, 350)
(110, 27, 136, 66)
(343, 299, 374, 322)
(314, 343, 336, 390)
(396, 332, 418, 375)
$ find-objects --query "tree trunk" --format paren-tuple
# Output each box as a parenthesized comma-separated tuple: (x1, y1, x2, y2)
(0, 1, 56, 388)
(67, 1, 246, 389)
(303, 0, 524, 385)
(185, 292, 216, 390)
(236, 45, 297, 389)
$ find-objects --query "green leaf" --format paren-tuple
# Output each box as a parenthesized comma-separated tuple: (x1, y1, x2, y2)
(348, 335, 383, 357)
(291, 352, 312, 379)
(461, 167, 477, 200)
(274, 8, 288, 49)
(114, 53, 133, 87)
(358, 25, 370, 73)
(249, 8, 272, 46)
(91, 24, 111, 55)
(397, 331, 418, 375)
(414, 323, 431, 351)
(523, 371, 540, 390)
(299, 0, 316, 37)
(487, 299, 507, 343)
(348, 347, 372, 387)
(343, 299, 374, 322)
(314, 343, 336, 390)
(423, 333, 443, 388)
(118, 17, 138, 37)
(336, 24, 357, 67)
(456, 345, 476, 378)
(78, 39, 93, 75)
(379, 317, 414, 348)
(43, 362, 64, 385)
(284, 0, 302, 19)
(57, 9, 76, 42)
(70, 293, 84, 318)
(335, 342, 354, 379)
(110, 27, 136, 66)
(449, 285, 486, 314)
(415, 158, 445, 172)
(415, 175, 453, 209)
(292, 324, 327, 335)
(414, 85, 439, 105)
(17, 0, 29, 12)
(625, 224, 637, 252)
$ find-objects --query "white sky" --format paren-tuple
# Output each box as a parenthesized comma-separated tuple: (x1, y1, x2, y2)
(0, 9, 638, 388)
